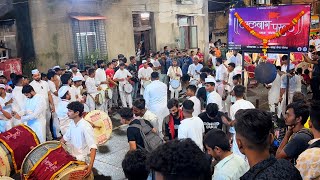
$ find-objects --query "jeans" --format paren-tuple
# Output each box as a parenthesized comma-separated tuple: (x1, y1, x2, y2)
(132, 82, 139, 99)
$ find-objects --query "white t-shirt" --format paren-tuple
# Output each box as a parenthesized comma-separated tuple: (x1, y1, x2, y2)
(215, 64, 228, 82)
(63, 118, 97, 161)
(207, 91, 223, 111)
(178, 116, 205, 150)
(113, 69, 132, 91)
(188, 63, 203, 80)
(95, 68, 108, 89)
(189, 96, 201, 117)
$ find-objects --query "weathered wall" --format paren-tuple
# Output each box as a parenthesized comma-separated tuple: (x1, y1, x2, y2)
(29, 0, 208, 71)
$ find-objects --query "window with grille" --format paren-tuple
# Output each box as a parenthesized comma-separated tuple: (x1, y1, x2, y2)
(71, 19, 107, 66)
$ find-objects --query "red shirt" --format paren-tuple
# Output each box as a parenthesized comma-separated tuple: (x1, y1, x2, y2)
(105, 68, 115, 88)
(302, 74, 311, 85)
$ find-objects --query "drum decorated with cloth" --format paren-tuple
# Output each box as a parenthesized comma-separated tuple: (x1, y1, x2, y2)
(124, 83, 133, 94)
(0, 125, 39, 176)
(84, 110, 113, 146)
(143, 81, 151, 88)
(21, 141, 93, 180)
(0, 176, 14, 180)
(170, 79, 180, 89)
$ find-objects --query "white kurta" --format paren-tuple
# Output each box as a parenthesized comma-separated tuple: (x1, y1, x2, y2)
(0, 93, 13, 132)
(188, 96, 201, 117)
(144, 80, 169, 134)
(85, 77, 98, 111)
(30, 80, 50, 107)
(56, 99, 71, 135)
(138, 67, 153, 95)
(230, 99, 255, 160)
(207, 91, 223, 111)
(142, 110, 159, 132)
(268, 73, 281, 115)
(113, 69, 132, 92)
(63, 118, 97, 161)
(188, 63, 203, 80)
(11, 86, 26, 126)
(215, 64, 228, 98)
(70, 85, 83, 102)
(167, 66, 182, 91)
(21, 94, 46, 143)
(95, 68, 108, 90)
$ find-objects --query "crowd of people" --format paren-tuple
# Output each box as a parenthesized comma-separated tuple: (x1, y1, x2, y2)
(0, 38, 319, 179)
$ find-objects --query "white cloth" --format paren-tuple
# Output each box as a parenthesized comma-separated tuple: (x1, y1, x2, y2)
(56, 99, 71, 135)
(178, 117, 205, 150)
(95, 68, 108, 90)
(0, 93, 13, 132)
(138, 67, 153, 95)
(315, 39, 320, 51)
(142, 110, 159, 132)
(229, 54, 242, 67)
(215, 64, 228, 82)
(268, 73, 281, 115)
(113, 69, 132, 92)
(280, 74, 300, 94)
(30, 80, 50, 107)
(63, 118, 97, 161)
(213, 153, 249, 180)
(11, 86, 26, 126)
(188, 63, 203, 80)
(48, 80, 59, 106)
(296, 75, 302, 92)
(167, 66, 182, 91)
(207, 91, 223, 111)
(21, 94, 46, 143)
(189, 96, 201, 117)
(230, 99, 255, 160)
(85, 77, 98, 95)
(144, 80, 169, 134)
(72, 72, 84, 81)
(70, 85, 83, 102)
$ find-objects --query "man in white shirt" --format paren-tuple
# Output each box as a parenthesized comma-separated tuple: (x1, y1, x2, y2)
(280, 55, 289, 73)
(47, 71, 60, 139)
(11, 75, 27, 126)
(225, 63, 236, 115)
(60, 101, 97, 178)
(205, 78, 223, 111)
(215, 58, 228, 98)
(70, 76, 83, 102)
(0, 84, 13, 132)
(229, 50, 242, 67)
(56, 86, 72, 136)
(266, 66, 281, 117)
(188, 56, 203, 81)
(204, 129, 249, 179)
(85, 68, 98, 111)
(132, 98, 159, 131)
(229, 85, 255, 160)
(167, 59, 182, 99)
(178, 100, 204, 150)
(144, 72, 169, 135)
(29, 69, 55, 141)
(95, 60, 109, 112)
(186, 85, 201, 117)
(315, 34, 320, 52)
(14, 85, 46, 143)
(69, 64, 84, 80)
(113, 63, 133, 108)
(138, 60, 153, 96)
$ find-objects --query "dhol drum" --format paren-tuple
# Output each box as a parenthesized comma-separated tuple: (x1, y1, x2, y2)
(84, 110, 113, 146)
(170, 79, 180, 89)
(143, 81, 151, 89)
(0, 176, 14, 180)
(124, 83, 133, 94)
(0, 125, 39, 176)
(21, 141, 93, 180)
(95, 91, 105, 105)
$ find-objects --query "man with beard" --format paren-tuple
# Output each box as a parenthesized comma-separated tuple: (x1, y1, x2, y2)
(162, 99, 184, 141)
(14, 85, 46, 143)
(11, 75, 27, 126)
(132, 98, 159, 131)
(30, 69, 55, 141)
(69, 64, 84, 80)
(95, 60, 109, 111)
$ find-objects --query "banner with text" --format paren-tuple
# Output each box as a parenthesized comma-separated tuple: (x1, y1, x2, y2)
(228, 4, 311, 53)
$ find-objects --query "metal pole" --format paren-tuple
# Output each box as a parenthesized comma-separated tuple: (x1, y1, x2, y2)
(286, 52, 290, 106)
(241, 50, 245, 85)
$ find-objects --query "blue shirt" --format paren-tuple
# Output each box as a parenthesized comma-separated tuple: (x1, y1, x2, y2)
(181, 56, 193, 75)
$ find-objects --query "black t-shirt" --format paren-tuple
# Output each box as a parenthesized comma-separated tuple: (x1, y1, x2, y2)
(164, 115, 181, 140)
(127, 119, 154, 149)
(198, 111, 226, 134)
(197, 86, 207, 105)
(312, 59, 320, 78)
(127, 64, 139, 82)
(283, 129, 313, 163)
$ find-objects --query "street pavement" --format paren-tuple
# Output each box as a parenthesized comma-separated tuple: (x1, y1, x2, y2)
(92, 84, 270, 180)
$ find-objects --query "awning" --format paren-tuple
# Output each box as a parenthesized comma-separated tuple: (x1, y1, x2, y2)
(70, 15, 106, 21)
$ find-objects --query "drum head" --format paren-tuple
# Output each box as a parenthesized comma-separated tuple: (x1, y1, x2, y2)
(143, 81, 151, 88)
(21, 141, 66, 175)
(84, 110, 113, 146)
(0, 144, 11, 176)
(54, 164, 93, 180)
(124, 83, 133, 93)
(170, 80, 180, 89)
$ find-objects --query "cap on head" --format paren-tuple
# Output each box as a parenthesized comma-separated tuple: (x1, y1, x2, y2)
(58, 86, 70, 98)
(0, 84, 5, 89)
(205, 78, 216, 84)
(31, 69, 40, 75)
(72, 76, 83, 82)
(142, 60, 147, 64)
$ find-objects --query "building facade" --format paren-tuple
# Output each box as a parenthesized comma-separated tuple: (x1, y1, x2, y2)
(25, 0, 209, 71)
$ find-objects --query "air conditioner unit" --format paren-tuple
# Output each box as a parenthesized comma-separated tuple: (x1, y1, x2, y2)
(256, 0, 271, 4)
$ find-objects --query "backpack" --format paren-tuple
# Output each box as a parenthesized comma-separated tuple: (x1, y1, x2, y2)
(130, 119, 164, 152)
(308, 139, 320, 149)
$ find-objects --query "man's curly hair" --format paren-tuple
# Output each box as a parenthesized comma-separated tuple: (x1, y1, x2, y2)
(122, 149, 149, 180)
(147, 139, 211, 180)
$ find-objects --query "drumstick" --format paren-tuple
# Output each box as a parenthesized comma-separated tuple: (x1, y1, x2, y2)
(88, 121, 102, 129)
